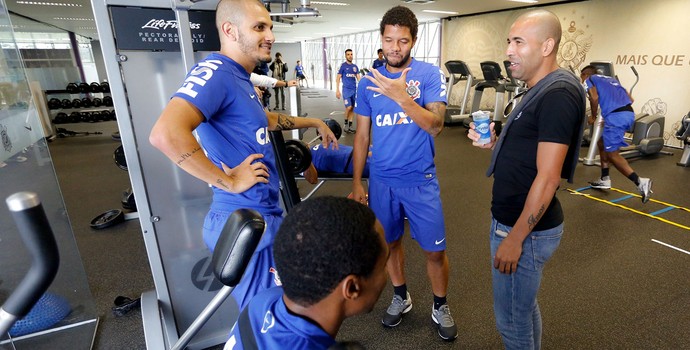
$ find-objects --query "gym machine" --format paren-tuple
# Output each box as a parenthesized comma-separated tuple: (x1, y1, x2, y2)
(1, 193, 60, 336)
(580, 61, 671, 166)
(470, 61, 512, 132)
(443, 60, 480, 125)
(675, 112, 690, 167)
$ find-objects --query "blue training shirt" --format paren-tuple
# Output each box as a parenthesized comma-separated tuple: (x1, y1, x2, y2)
(311, 144, 370, 177)
(584, 74, 632, 117)
(338, 62, 359, 97)
(225, 287, 336, 350)
(354, 58, 447, 186)
(173, 53, 282, 216)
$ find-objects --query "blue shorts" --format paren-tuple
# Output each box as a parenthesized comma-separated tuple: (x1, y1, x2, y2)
(368, 177, 446, 252)
(203, 209, 283, 310)
(602, 111, 634, 152)
(343, 91, 356, 109)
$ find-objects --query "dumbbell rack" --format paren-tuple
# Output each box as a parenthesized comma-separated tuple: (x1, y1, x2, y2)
(45, 83, 115, 125)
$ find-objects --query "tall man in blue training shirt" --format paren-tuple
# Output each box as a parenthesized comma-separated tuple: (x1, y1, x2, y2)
(336, 49, 360, 134)
(149, 0, 337, 311)
(351, 5, 457, 341)
(580, 65, 653, 203)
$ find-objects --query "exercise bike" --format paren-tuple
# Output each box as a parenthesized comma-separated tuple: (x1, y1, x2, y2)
(675, 112, 690, 167)
(580, 61, 671, 166)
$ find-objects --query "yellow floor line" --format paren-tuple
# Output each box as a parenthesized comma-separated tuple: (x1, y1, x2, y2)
(567, 188, 690, 231)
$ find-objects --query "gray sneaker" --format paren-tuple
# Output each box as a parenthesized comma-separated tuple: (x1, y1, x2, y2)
(638, 177, 653, 203)
(432, 304, 458, 341)
(381, 292, 412, 327)
(589, 176, 611, 189)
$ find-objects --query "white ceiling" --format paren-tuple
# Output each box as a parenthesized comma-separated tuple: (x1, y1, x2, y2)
(5, 0, 577, 42)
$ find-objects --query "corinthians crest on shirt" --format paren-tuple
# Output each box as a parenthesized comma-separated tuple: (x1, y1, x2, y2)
(406, 79, 421, 100)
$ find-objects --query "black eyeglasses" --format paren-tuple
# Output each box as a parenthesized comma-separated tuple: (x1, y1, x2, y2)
(503, 89, 528, 118)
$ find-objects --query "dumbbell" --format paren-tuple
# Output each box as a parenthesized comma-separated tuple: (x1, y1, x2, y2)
(284, 140, 313, 174)
(69, 111, 82, 123)
(71, 98, 82, 108)
(89, 82, 101, 93)
(92, 98, 102, 107)
(102, 96, 113, 107)
(78, 82, 90, 93)
(53, 112, 68, 124)
(48, 98, 61, 110)
(60, 99, 72, 109)
(100, 81, 110, 93)
(99, 110, 111, 121)
(81, 97, 93, 108)
(66, 83, 79, 93)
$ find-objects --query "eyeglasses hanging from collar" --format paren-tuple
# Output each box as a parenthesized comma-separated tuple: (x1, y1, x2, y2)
(503, 89, 529, 119)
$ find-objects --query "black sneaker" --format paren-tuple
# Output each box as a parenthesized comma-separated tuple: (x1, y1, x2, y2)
(432, 304, 458, 341)
(382, 292, 412, 327)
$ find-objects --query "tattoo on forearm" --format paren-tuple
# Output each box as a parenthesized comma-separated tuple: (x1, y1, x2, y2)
(216, 179, 229, 190)
(176, 147, 202, 165)
(527, 204, 546, 230)
(275, 114, 295, 130)
(427, 102, 444, 119)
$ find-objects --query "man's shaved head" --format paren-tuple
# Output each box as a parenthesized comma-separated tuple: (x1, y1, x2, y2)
(216, 0, 263, 29)
(515, 10, 562, 52)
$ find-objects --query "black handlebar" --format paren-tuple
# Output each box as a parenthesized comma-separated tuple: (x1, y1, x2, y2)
(0, 192, 60, 336)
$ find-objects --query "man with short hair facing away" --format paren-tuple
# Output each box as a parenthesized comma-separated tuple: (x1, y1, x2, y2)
(468, 9, 585, 349)
(149, 0, 337, 311)
(224, 196, 389, 350)
(336, 49, 360, 134)
(351, 5, 457, 341)
(580, 65, 653, 203)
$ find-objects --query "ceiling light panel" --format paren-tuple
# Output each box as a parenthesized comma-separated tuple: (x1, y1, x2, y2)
(16, 1, 82, 6)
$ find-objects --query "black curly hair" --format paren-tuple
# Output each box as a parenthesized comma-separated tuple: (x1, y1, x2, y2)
(274, 196, 383, 307)
(380, 5, 418, 39)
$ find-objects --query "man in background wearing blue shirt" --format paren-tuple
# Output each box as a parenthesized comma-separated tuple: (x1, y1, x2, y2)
(581, 66, 653, 203)
(336, 49, 360, 134)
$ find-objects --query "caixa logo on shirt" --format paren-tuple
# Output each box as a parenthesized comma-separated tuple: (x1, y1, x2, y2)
(176, 59, 223, 98)
(255, 127, 272, 145)
(190, 256, 223, 292)
(375, 112, 413, 127)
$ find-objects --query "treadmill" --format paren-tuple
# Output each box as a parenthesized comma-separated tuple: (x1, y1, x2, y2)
(444, 60, 480, 125)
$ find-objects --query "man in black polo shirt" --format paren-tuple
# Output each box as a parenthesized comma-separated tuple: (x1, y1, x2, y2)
(468, 9, 585, 349)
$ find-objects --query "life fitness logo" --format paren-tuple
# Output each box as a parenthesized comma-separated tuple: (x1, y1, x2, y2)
(191, 256, 223, 292)
(142, 19, 201, 30)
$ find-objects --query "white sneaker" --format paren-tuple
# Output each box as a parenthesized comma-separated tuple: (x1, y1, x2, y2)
(638, 178, 653, 203)
(589, 176, 611, 189)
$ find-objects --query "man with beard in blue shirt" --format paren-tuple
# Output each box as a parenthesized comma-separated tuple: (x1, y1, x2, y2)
(351, 5, 457, 341)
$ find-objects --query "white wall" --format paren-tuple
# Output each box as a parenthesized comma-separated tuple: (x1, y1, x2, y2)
(442, 0, 690, 147)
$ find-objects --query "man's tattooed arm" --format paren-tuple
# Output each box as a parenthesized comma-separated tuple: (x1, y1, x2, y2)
(274, 113, 295, 130)
(527, 204, 546, 231)
(176, 146, 203, 166)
